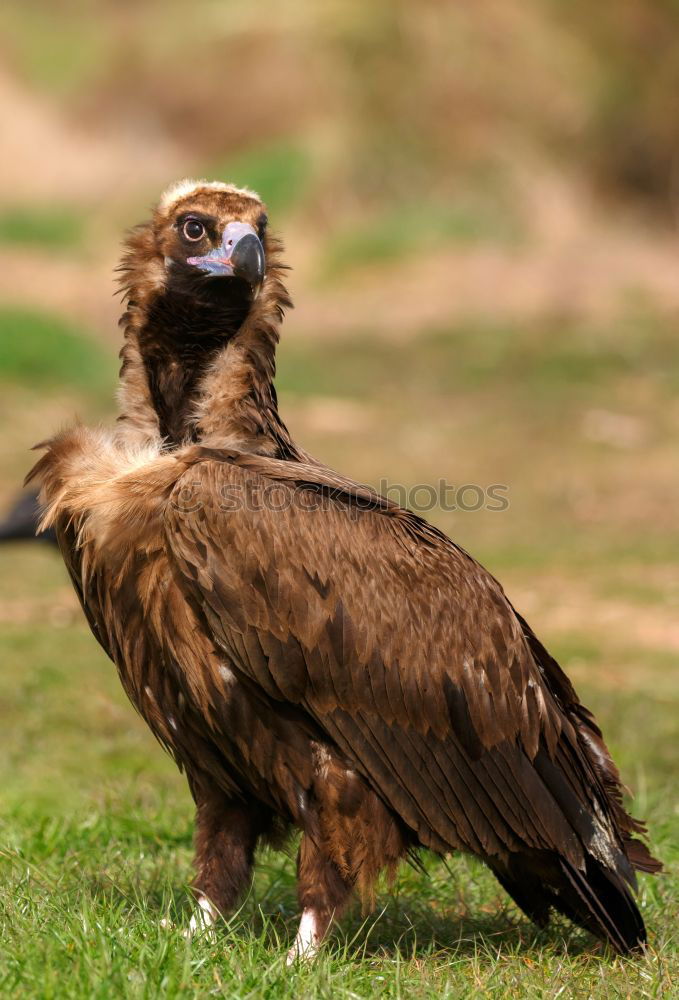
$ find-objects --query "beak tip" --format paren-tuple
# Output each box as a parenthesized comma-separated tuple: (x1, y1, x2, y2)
(230, 232, 266, 289)
(187, 222, 265, 288)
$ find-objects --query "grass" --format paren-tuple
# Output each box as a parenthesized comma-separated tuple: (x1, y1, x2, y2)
(0, 207, 86, 250)
(208, 139, 312, 218)
(0, 3, 109, 95)
(277, 311, 678, 400)
(0, 310, 677, 996)
(0, 308, 114, 396)
(317, 193, 521, 279)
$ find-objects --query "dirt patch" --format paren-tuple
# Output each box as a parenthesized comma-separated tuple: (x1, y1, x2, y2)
(291, 167, 679, 340)
(0, 65, 182, 204)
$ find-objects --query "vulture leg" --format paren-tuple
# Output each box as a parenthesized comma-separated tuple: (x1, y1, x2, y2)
(287, 833, 354, 963)
(191, 785, 269, 935)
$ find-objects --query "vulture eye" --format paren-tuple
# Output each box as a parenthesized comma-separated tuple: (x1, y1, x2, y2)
(182, 218, 206, 242)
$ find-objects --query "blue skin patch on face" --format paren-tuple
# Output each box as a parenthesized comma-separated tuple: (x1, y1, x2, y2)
(186, 248, 235, 275)
(187, 221, 263, 278)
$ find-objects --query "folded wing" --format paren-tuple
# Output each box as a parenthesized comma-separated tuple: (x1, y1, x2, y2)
(166, 448, 658, 951)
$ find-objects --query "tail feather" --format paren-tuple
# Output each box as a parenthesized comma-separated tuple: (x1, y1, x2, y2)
(625, 837, 662, 875)
(514, 611, 661, 885)
(491, 851, 647, 954)
(557, 855, 646, 953)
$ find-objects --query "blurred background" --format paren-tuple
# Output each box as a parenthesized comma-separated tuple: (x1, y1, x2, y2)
(0, 0, 676, 919)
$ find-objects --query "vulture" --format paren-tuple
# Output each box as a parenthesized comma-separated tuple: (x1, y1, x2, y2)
(27, 179, 659, 961)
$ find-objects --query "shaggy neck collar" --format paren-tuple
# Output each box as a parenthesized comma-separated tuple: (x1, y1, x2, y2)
(116, 239, 301, 460)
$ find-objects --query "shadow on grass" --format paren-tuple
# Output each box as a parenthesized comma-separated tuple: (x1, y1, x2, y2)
(318, 904, 590, 962)
(2, 809, 613, 965)
(340, 916, 572, 958)
(1, 810, 623, 965)
(93, 872, 593, 963)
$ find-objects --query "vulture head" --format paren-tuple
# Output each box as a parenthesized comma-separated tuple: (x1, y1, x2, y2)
(160, 181, 266, 290)
(118, 180, 291, 447)
(121, 179, 272, 316)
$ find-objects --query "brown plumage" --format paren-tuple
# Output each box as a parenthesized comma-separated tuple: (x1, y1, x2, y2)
(27, 179, 660, 960)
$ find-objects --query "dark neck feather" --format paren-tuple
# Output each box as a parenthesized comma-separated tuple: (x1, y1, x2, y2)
(190, 271, 303, 460)
(137, 281, 251, 445)
(117, 242, 303, 460)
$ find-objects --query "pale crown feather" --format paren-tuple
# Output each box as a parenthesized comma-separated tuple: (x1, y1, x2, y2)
(159, 178, 262, 212)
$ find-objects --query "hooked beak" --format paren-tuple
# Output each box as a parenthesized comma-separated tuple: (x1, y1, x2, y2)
(187, 221, 265, 289)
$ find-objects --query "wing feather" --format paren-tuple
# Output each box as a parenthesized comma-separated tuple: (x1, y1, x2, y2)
(164, 451, 642, 870)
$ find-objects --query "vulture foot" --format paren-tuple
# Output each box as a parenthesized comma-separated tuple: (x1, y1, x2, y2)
(159, 895, 219, 942)
(186, 895, 220, 940)
(286, 908, 325, 964)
